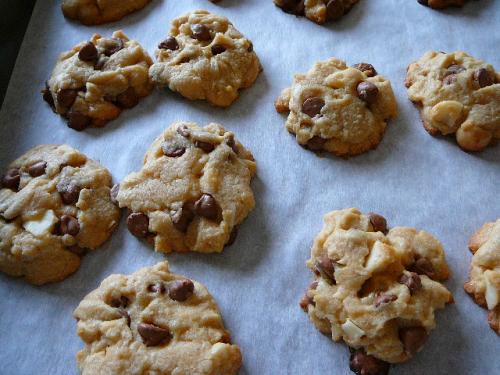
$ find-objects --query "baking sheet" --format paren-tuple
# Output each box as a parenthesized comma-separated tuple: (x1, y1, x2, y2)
(1, 0, 499, 374)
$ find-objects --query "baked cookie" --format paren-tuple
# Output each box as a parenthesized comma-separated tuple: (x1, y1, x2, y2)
(464, 219, 500, 334)
(406, 51, 500, 151)
(273, 0, 359, 24)
(74, 262, 242, 375)
(62, 0, 151, 25)
(42, 31, 153, 131)
(300, 208, 453, 374)
(0, 145, 120, 285)
(417, 0, 466, 9)
(275, 58, 398, 156)
(149, 10, 261, 107)
(116, 122, 256, 253)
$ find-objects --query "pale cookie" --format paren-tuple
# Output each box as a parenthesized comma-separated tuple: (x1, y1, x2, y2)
(406, 51, 500, 151)
(116, 122, 256, 253)
(62, 0, 151, 25)
(42, 31, 153, 131)
(0, 145, 120, 285)
(275, 58, 398, 156)
(274, 0, 359, 24)
(300, 208, 452, 374)
(74, 262, 242, 375)
(464, 219, 500, 334)
(149, 10, 261, 107)
(417, 0, 466, 9)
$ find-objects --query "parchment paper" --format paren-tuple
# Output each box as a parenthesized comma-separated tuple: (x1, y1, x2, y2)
(0, 0, 499, 374)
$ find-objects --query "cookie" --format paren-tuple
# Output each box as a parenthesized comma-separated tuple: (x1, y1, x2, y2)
(116, 122, 256, 253)
(300, 208, 453, 373)
(464, 219, 500, 334)
(406, 51, 500, 151)
(273, 0, 359, 24)
(42, 31, 153, 131)
(62, 0, 151, 25)
(275, 58, 398, 156)
(0, 145, 120, 285)
(417, 0, 466, 9)
(149, 10, 261, 107)
(74, 262, 242, 375)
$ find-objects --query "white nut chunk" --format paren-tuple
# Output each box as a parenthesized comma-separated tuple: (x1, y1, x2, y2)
(484, 270, 500, 310)
(456, 122, 493, 152)
(23, 210, 58, 236)
(430, 100, 464, 132)
(342, 318, 365, 340)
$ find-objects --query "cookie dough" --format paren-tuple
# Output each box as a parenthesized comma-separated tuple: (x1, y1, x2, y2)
(300, 208, 453, 371)
(417, 0, 466, 9)
(42, 31, 153, 131)
(62, 0, 151, 25)
(149, 10, 261, 107)
(406, 51, 500, 151)
(273, 0, 359, 24)
(464, 219, 500, 334)
(74, 262, 242, 375)
(275, 58, 398, 156)
(116, 122, 256, 253)
(0, 145, 120, 285)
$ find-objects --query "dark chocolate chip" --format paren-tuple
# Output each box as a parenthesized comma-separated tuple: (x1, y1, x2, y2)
(57, 89, 79, 108)
(225, 134, 239, 154)
(191, 24, 211, 41)
(58, 184, 81, 205)
(275, 0, 304, 15)
(138, 323, 172, 347)
(375, 292, 397, 307)
(211, 44, 226, 55)
(247, 41, 253, 52)
(314, 256, 336, 284)
(398, 272, 422, 295)
(28, 161, 47, 177)
(474, 68, 493, 88)
(110, 296, 129, 308)
(417, 0, 429, 6)
(399, 326, 428, 356)
(162, 142, 186, 157)
(177, 125, 190, 137)
(357, 81, 379, 104)
(127, 212, 149, 238)
(409, 257, 436, 279)
(302, 97, 325, 118)
(353, 63, 378, 77)
(67, 111, 91, 131)
(67, 245, 86, 256)
(104, 38, 124, 57)
(171, 203, 195, 232)
(59, 215, 80, 236)
(305, 136, 326, 151)
(147, 282, 166, 293)
(42, 82, 55, 110)
(194, 140, 215, 153)
(78, 42, 98, 62)
(115, 87, 139, 109)
(110, 184, 119, 204)
(226, 226, 239, 247)
(1, 168, 21, 191)
(368, 212, 388, 234)
(159, 36, 179, 51)
(327, 0, 345, 20)
(349, 348, 390, 375)
(445, 64, 465, 76)
(168, 279, 195, 301)
(194, 193, 222, 221)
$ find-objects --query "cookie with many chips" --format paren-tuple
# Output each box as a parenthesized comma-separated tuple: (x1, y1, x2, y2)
(273, 0, 359, 24)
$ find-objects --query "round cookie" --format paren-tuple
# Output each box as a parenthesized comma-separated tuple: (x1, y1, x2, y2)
(464, 219, 500, 334)
(405, 51, 500, 151)
(275, 58, 398, 157)
(417, 0, 466, 9)
(149, 10, 261, 107)
(0, 145, 120, 285)
(74, 262, 242, 375)
(273, 0, 359, 24)
(62, 0, 151, 25)
(116, 122, 256, 253)
(42, 31, 153, 131)
(300, 208, 452, 373)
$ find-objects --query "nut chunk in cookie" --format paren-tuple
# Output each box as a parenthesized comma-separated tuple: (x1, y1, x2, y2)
(464, 219, 500, 334)
(74, 262, 242, 375)
(417, 0, 466, 9)
(62, 0, 151, 25)
(275, 58, 398, 157)
(406, 51, 500, 151)
(300, 208, 452, 374)
(274, 0, 359, 24)
(116, 122, 256, 253)
(0, 145, 120, 285)
(149, 10, 261, 107)
(42, 31, 153, 131)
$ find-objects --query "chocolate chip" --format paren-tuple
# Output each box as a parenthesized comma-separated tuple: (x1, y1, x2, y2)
(42, 82, 55, 110)
(110, 184, 119, 204)
(314, 256, 336, 284)
(368, 213, 388, 234)
(67, 110, 91, 131)
(417, 0, 429, 6)
(399, 327, 428, 356)
(226, 226, 238, 247)
(305, 136, 326, 151)
(118, 308, 131, 326)
(147, 282, 166, 293)
(398, 272, 422, 295)
(226, 135, 239, 154)
(194, 140, 215, 153)
(28, 161, 47, 177)
(57, 89, 78, 108)
(162, 142, 186, 157)
(474, 68, 493, 88)
(409, 257, 436, 279)
(357, 81, 379, 104)
(299, 293, 314, 312)
(59, 215, 80, 236)
(327, 0, 345, 20)
(67, 245, 86, 256)
(127, 212, 149, 238)
(302, 97, 325, 118)
(177, 125, 190, 138)
(110, 296, 129, 308)
(58, 184, 81, 205)
(191, 24, 211, 41)
(159, 36, 179, 51)
(115, 87, 139, 109)
(211, 44, 226, 55)
(168, 279, 194, 301)
(104, 38, 124, 57)
(194, 193, 222, 221)
(171, 203, 195, 232)
(247, 42, 253, 52)
(275, 0, 304, 15)
(375, 292, 397, 307)
(1, 168, 21, 191)
(445, 64, 465, 76)
(353, 63, 378, 77)
(138, 323, 172, 347)
(78, 42, 98, 62)
(349, 348, 390, 375)
(443, 74, 457, 85)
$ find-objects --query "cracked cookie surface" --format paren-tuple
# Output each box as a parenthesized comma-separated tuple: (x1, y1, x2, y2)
(275, 58, 398, 156)
(273, 0, 359, 24)
(300, 208, 452, 369)
(62, 0, 151, 25)
(116, 122, 256, 253)
(149, 10, 261, 107)
(43, 31, 153, 131)
(0, 145, 120, 285)
(74, 262, 242, 375)
(406, 51, 500, 151)
(464, 219, 500, 334)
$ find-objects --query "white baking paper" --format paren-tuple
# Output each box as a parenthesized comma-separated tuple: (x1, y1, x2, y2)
(0, 0, 499, 374)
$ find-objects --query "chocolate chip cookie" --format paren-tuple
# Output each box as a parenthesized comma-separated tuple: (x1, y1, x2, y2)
(417, 0, 466, 9)
(74, 262, 242, 375)
(62, 0, 151, 25)
(149, 10, 261, 107)
(273, 0, 359, 24)
(116, 122, 256, 253)
(275, 58, 398, 156)
(0, 145, 120, 285)
(42, 31, 153, 131)
(406, 51, 499, 151)
(464, 219, 500, 334)
(300, 208, 453, 373)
